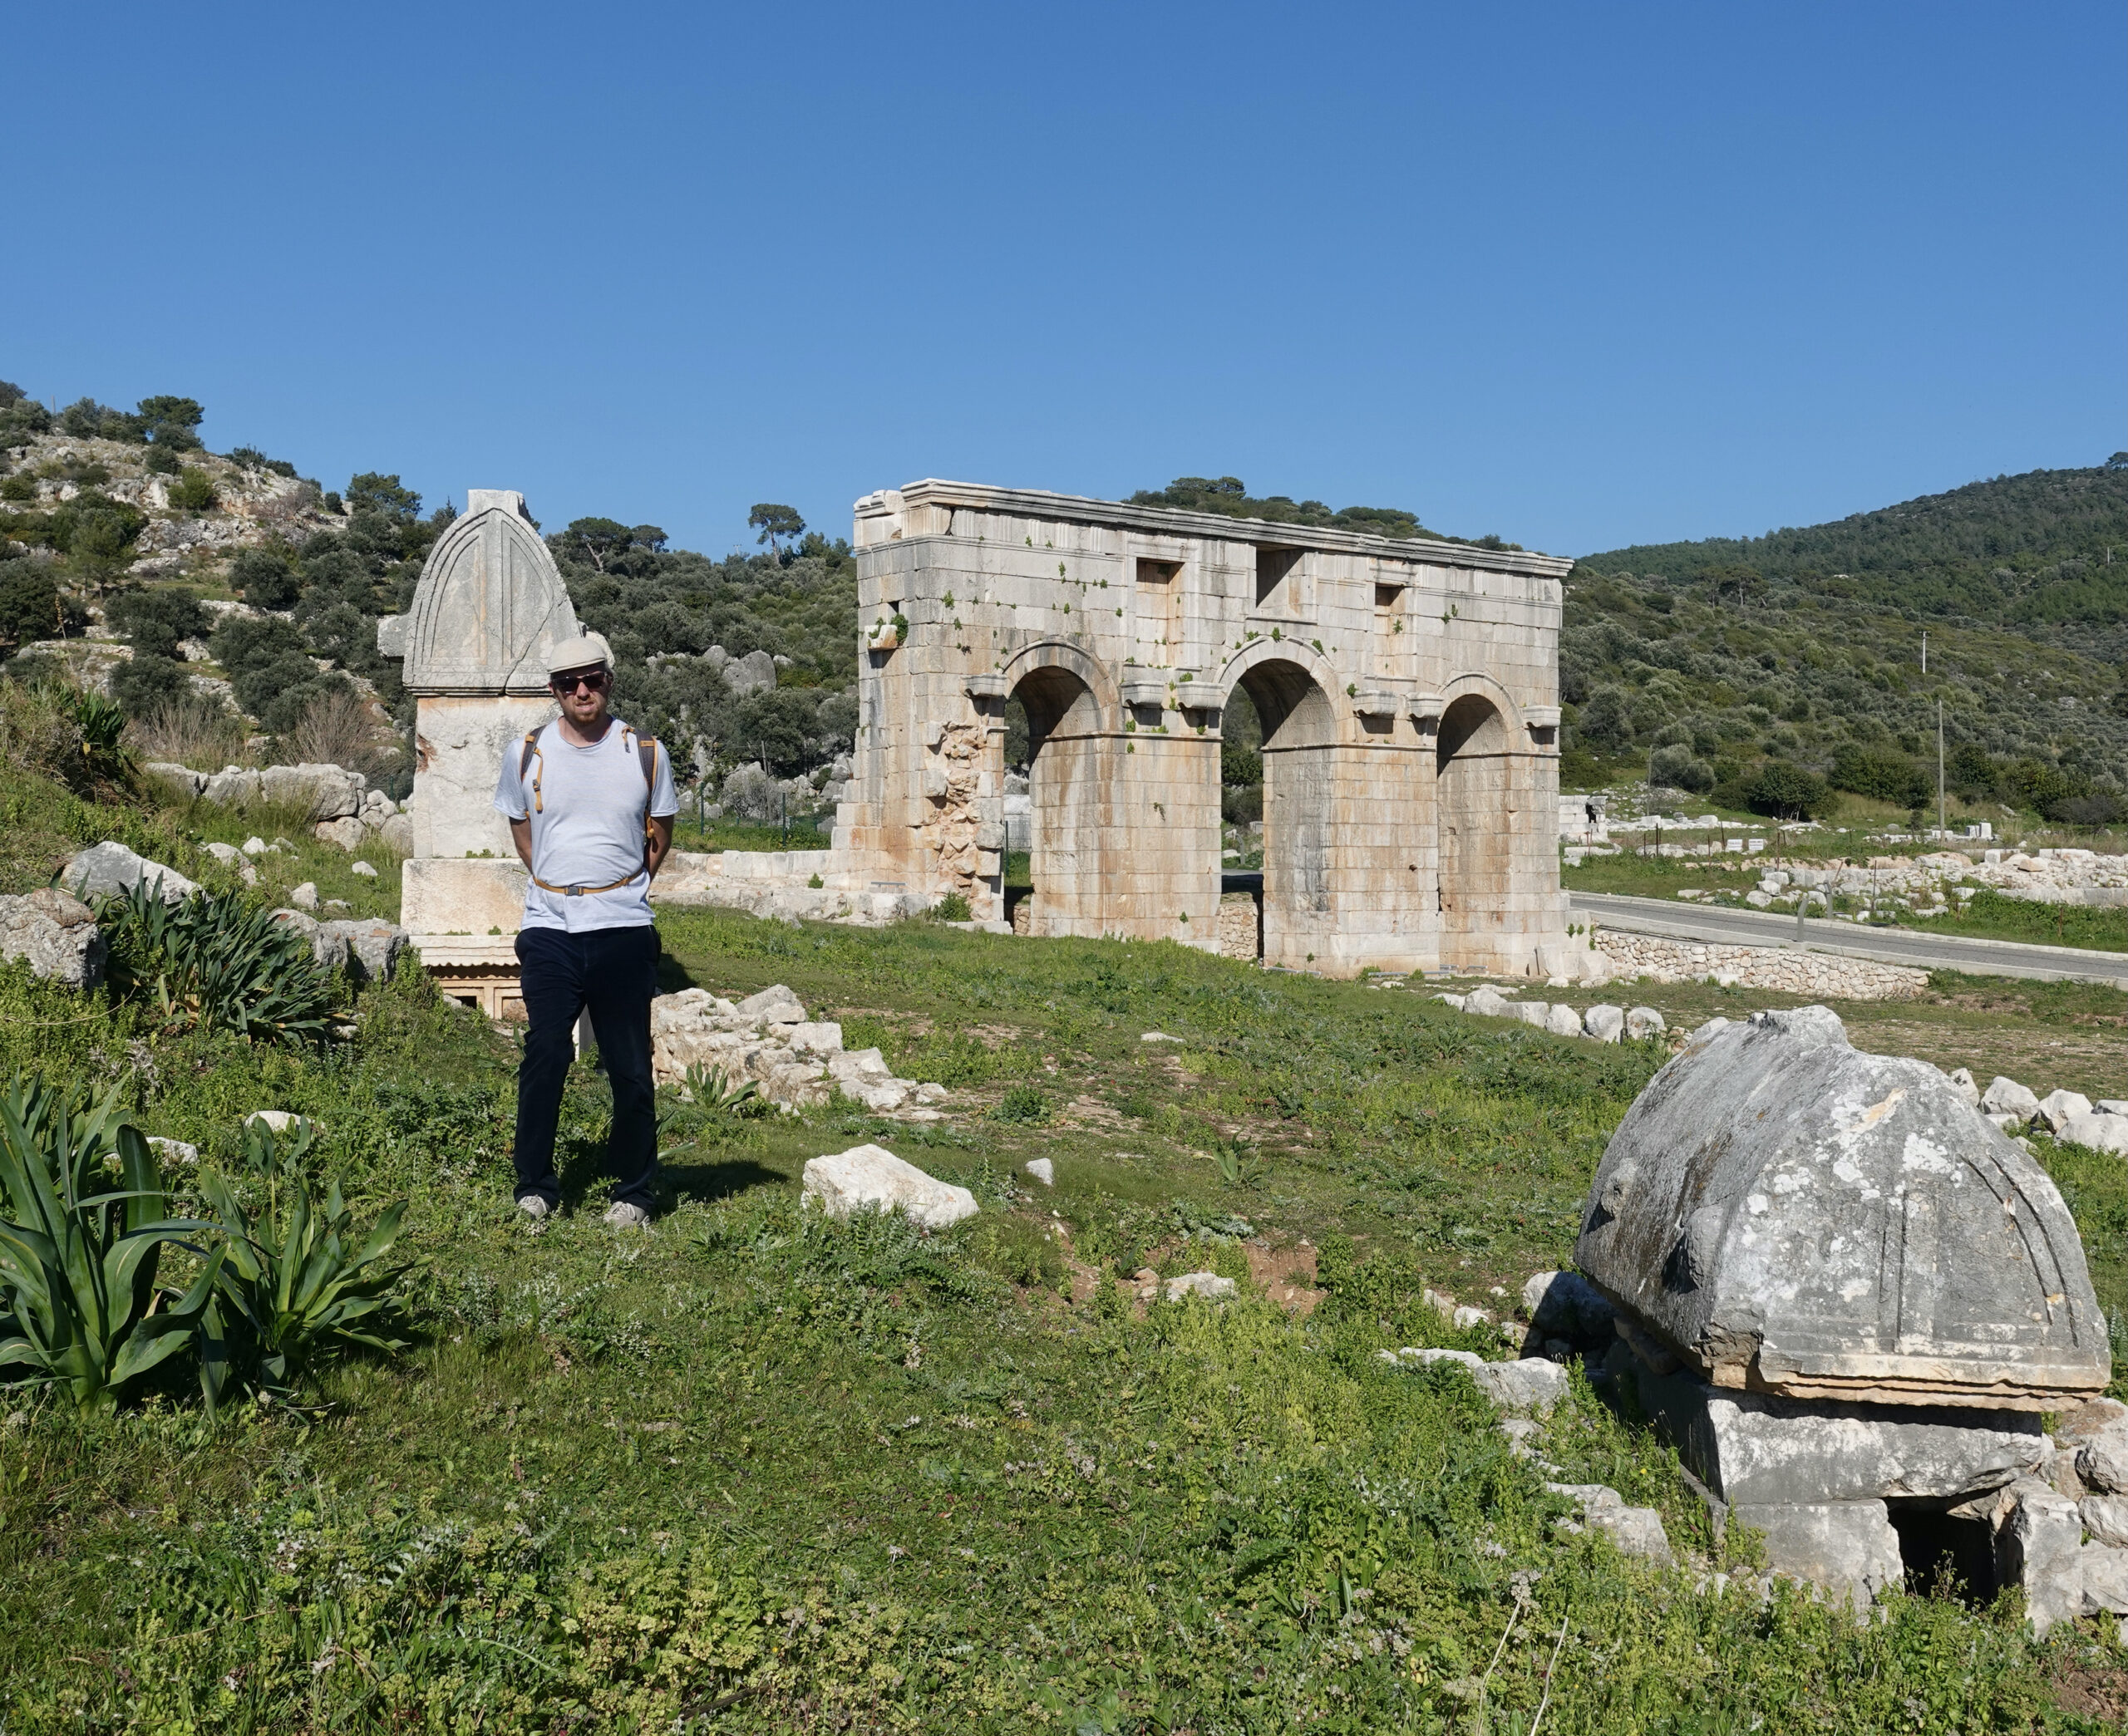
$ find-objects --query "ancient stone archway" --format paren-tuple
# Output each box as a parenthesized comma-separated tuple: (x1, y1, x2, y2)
(1234, 657, 1338, 968)
(1436, 691, 1515, 971)
(836, 480, 1574, 975)
(1007, 660, 1106, 936)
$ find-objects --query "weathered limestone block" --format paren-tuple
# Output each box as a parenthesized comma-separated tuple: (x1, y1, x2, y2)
(2081, 1543, 2128, 1614)
(1546, 1483, 1675, 1565)
(315, 817, 368, 851)
(1945, 1065, 1979, 1105)
(1544, 1003, 1584, 1038)
(0, 888, 103, 988)
(62, 841, 198, 906)
(1727, 1502, 1904, 1609)
(2059, 1397, 2128, 1493)
(1624, 1006, 1664, 1040)
(322, 917, 408, 983)
(2060, 1111, 2128, 1156)
(1574, 1007, 2108, 1409)
(142, 760, 205, 800)
(1989, 1478, 2084, 1635)
(1626, 1358, 2046, 1506)
(271, 910, 348, 972)
(1582, 1003, 1624, 1043)
(2037, 1089, 2093, 1134)
(260, 762, 365, 820)
(801, 1143, 977, 1231)
(1981, 1075, 2039, 1119)
(401, 858, 530, 937)
(1163, 1271, 1236, 1301)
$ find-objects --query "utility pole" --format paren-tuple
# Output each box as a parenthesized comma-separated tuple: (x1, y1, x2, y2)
(1937, 700, 1946, 841)
(1921, 632, 1928, 676)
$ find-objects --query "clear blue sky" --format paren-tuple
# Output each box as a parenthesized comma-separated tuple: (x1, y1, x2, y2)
(6, 2, 2121, 561)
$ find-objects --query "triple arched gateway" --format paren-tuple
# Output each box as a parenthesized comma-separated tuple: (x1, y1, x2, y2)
(831, 480, 1577, 977)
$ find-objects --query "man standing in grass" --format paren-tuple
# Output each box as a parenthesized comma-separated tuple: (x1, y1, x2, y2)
(494, 631, 678, 1227)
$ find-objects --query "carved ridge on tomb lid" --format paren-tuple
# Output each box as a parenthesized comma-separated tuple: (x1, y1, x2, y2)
(403, 498, 581, 696)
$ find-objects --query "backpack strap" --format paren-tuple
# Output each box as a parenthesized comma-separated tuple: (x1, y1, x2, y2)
(627, 730, 662, 843)
(520, 727, 547, 814)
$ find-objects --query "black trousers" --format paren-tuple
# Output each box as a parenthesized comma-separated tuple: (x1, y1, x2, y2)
(512, 924, 658, 1211)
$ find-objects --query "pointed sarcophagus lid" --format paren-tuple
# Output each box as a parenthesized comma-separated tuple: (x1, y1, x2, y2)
(401, 489, 579, 696)
(1574, 1007, 2108, 1410)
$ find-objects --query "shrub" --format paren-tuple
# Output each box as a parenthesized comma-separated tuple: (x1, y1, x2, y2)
(1220, 741, 1262, 787)
(1575, 685, 1633, 750)
(195, 1119, 407, 1410)
(111, 652, 192, 720)
(1829, 743, 1930, 806)
(1745, 760, 1832, 819)
(0, 473, 36, 504)
(107, 586, 206, 660)
(0, 1074, 219, 1414)
(166, 468, 219, 512)
(1221, 783, 1263, 824)
(97, 881, 337, 1045)
(141, 445, 181, 476)
(933, 891, 972, 922)
(1648, 742, 1715, 793)
(0, 563, 60, 646)
(992, 1084, 1052, 1125)
(229, 547, 299, 610)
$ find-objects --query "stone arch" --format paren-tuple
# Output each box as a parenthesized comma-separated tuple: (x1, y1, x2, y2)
(998, 638, 1121, 735)
(1436, 691, 1515, 969)
(1217, 637, 1349, 741)
(1229, 654, 1339, 966)
(1439, 671, 1527, 740)
(1000, 644, 1112, 938)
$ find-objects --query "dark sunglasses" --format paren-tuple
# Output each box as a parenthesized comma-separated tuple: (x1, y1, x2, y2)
(550, 668, 609, 694)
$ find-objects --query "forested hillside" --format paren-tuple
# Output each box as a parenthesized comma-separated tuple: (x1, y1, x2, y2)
(6, 375, 2122, 827)
(1561, 460, 2128, 820)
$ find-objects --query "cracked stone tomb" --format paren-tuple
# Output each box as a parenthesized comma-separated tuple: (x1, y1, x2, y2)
(1575, 1006, 2116, 1625)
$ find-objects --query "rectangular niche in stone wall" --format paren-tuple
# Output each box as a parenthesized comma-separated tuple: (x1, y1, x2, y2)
(1135, 558, 1181, 656)
(1255, 547, 1302, 611)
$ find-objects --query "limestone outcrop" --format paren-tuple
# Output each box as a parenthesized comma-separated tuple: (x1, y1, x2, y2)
(62, 841, 199, 905)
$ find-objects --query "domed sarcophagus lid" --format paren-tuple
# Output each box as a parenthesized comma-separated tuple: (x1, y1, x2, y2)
(1574, 1007, 2107, 1411)
(401, 489, 579, 696)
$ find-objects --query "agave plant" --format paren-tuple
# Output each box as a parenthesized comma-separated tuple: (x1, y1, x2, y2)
(98, 880, 335, 1045)
(195, 1117, 407, 1411)
(0, 1074, 217, 1414)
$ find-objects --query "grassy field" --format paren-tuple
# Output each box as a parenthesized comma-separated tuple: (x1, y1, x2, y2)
(1, 839, 2127, 1728)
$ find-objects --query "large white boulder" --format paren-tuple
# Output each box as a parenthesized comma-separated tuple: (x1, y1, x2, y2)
(62, 841, 198, 906)
(1981, 1075, 2040, 1119)
(1624, 1006, 1666, 1040)
(1544, 1003, 1584, 1039)
(0, 888, 103, 988)
(1582, 1004, 1625, 1044)
(2057, 1112, 2128, 1156)
(1379, 1347, 1572, 1414)
(801, 1143, 976, 1231)
(2037, 1089, 2095, 1134)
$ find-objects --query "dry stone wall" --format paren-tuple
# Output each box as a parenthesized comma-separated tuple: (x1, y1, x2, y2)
(1594, 930, 1928, 1000)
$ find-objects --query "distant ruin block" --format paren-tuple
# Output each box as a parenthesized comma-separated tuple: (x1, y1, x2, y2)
(837, 480, 1580, 976)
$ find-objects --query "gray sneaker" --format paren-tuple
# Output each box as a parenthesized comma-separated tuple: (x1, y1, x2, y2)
(516, 1195, 549, 1221)
(602, 1201, 651, 1229)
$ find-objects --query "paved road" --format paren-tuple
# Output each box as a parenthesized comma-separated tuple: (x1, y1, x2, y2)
(1569, 892, 2128, 990)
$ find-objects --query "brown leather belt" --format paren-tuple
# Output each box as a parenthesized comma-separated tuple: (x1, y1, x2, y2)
(530, 868, 646, 897)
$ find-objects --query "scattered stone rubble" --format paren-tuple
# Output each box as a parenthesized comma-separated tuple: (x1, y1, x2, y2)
(1574, 1006, 2116, 1623)
(650, 984, 948, 1115)
(143, 760, 411, 853)
(1436, 983, 1667, 1045)
(0, 888, 104, 989)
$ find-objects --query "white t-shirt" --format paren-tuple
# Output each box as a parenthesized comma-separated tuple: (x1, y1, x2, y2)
(492, 717, 680, 933)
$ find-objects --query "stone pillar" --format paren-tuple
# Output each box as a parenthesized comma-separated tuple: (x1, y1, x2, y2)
(375, 489, 579, 1016)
